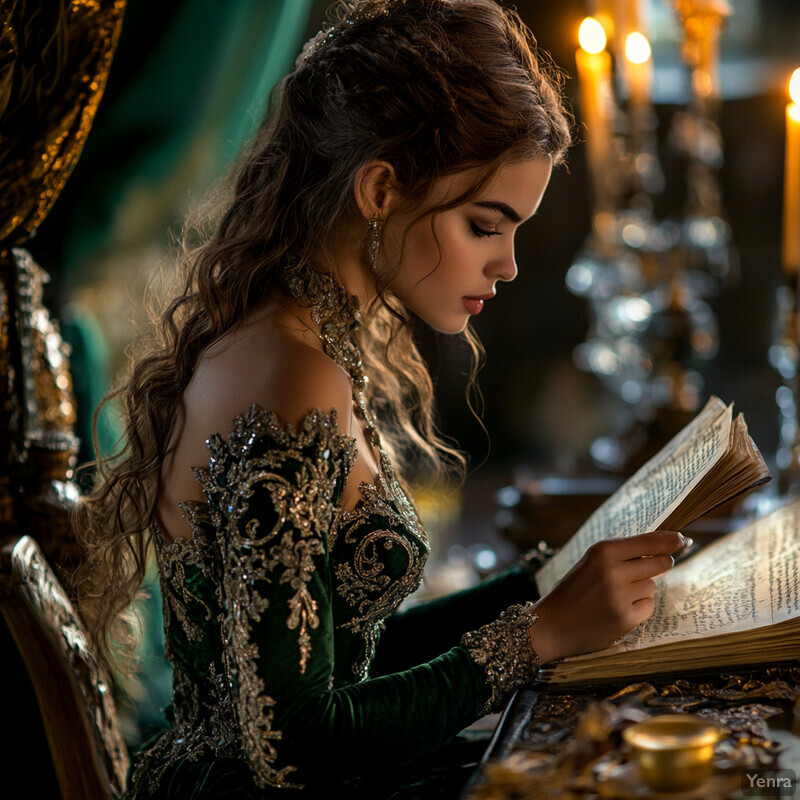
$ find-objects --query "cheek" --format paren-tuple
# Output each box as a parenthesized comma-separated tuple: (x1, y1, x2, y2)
(386, 218, 439, 288)
(411, 218, 472, 276)
(405, 219, 441, 270)
(386, 215, 476, 304)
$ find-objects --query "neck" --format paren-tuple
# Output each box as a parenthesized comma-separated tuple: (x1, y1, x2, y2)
(312, 224, 378, 310)
(282, 260, 362, 344)
(280, 263, 366, 388)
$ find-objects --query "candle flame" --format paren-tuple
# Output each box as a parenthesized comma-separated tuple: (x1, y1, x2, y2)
(790, 68, 800, 106)
(579, 17, 607, 55)
(625, 32, 651, 65)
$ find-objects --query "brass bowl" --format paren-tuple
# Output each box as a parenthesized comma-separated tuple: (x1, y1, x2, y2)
(622, 714, 722, 792)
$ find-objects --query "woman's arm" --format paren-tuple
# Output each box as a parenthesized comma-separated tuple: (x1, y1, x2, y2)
(190, 332, 685, 790)
(208, 407, 533, 790)
(371, 563, 539, 676)
(209, 406, 685, 790)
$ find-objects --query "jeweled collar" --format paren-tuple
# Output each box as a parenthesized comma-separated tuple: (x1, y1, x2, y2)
(283, 265, 365, 390)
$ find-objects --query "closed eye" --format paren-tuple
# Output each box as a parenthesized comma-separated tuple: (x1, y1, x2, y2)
(470, 222, 501, 238)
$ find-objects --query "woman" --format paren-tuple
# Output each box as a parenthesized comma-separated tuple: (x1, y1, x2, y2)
(76, 1, 685, 797)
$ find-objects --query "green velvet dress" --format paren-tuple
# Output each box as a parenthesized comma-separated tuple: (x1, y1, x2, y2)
(125, 273, 543, 800)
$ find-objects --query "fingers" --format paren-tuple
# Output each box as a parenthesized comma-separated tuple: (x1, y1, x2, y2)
(629, 577, 657, 603)
(603, 530, 690, 561)
(619, 582, 658, 629)
(624, 552, 675, 580)
(540, 530, 691, 660)
(629, 595, 656, 624)
(610, 590, 657, 634)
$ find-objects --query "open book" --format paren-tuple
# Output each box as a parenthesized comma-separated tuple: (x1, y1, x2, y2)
(534, 396, 781, 685)
(539, 498, 799, 684)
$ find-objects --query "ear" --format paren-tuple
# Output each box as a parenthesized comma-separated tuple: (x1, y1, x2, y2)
(353, 160, 399, 219)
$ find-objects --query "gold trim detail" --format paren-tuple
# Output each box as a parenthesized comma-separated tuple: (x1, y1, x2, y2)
(461, 601, 541, 715)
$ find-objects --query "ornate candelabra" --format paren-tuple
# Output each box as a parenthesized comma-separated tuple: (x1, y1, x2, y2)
(568, 0, 732, 472)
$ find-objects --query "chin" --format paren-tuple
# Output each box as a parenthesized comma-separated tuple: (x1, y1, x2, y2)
(402, 300, 469, 334)
(424, 316, 470, 335)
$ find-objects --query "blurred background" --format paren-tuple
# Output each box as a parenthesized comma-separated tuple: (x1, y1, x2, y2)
(19, 0, 800, 741)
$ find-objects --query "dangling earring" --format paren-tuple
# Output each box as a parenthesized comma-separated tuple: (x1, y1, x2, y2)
(366, 215, 383, 273)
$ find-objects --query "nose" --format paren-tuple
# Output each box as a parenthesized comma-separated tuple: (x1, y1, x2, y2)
(490, 242, 518, 283)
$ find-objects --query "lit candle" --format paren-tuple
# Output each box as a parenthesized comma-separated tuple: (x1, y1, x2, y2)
(625, 0, 641, 39)
(592, 0, 638, 54)
(589, 0, 615, 49)
(784, 68, 800, 274)
(625, 31, 653, 112)
(576, 17, 614, 206)
(616, 0, 641, 52)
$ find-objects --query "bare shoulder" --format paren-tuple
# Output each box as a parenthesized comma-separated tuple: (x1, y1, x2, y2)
(157, 306, 352, 539)
(184, 313, 352, 438)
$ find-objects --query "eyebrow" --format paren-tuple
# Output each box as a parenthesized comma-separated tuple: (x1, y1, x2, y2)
(473, 200, 523, 224)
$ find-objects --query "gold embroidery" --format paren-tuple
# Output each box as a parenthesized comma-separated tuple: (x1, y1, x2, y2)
(153, 518, 215, 642)
(284, 270, 430, 681)
(461, 602, 541, 715)
(132, 272, 433, 796)
(128, 663, 243, 796)
(285, 266, 362, 383)
(332, 453, 430, 679)
(131, 526, 240, 797)
(335, 529, 411, 680)
(334, 517, 427, 679)
(192, 405, 354, 789)
(196, 407, 350, 669)
(141, 403, 429, 792)
(265, 530, 323, 673)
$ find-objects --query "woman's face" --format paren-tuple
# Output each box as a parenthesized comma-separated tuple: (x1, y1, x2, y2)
(383, 158, 553, 334)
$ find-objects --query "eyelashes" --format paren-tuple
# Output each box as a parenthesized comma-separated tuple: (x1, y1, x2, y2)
(470, 222, 501, 238)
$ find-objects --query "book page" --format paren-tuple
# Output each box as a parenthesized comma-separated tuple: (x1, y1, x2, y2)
(665, 497, 800, 623)
(568, 498, 800, 660)
(536, 399, 732, 595)
(764, 500, 800, 624)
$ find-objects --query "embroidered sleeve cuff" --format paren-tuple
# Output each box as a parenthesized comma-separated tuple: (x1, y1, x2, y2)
(460, 601, 540, 715)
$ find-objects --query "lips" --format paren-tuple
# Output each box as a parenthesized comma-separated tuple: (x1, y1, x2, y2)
(462, 292, 495, 316)
(463, 298, 484, 315)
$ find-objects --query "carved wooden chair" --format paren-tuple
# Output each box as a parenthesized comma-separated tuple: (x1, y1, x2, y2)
(0, 535, 129, 799)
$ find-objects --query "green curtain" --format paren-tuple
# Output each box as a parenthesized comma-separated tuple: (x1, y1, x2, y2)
(33, 0, 312, 464)
(58, 0, 313, 280)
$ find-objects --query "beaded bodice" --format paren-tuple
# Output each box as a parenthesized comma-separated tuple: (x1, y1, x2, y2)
(126, 271, 430, 796)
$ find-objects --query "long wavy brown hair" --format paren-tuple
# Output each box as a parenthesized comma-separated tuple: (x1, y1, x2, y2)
(74, 0, 571, 672)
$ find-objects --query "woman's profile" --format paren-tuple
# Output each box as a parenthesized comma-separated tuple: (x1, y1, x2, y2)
(75, 1, 685, 797)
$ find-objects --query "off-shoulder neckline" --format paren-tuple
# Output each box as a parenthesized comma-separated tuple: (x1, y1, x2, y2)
(156, 403, 395, 551)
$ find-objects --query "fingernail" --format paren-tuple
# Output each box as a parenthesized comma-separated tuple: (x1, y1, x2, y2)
(684, 536, 694, 549)
(669, 554, 675, 568)
(677, 532, 686, 544)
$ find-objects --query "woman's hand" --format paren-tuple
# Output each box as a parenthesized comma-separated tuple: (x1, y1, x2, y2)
(529, 531, 688, 664)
